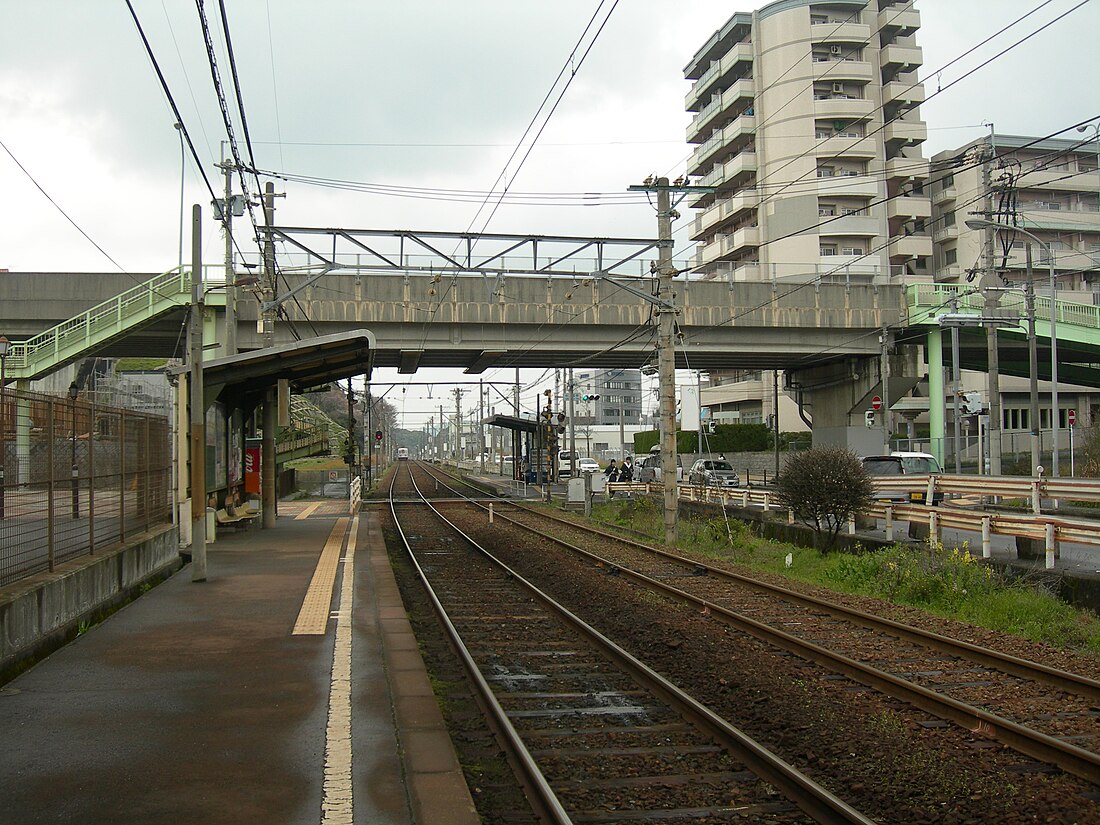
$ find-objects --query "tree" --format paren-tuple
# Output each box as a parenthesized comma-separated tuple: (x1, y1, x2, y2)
(774, 447, 874, 551)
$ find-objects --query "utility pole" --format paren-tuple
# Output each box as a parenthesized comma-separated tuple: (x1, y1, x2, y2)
(656, 179, 678, 546)
(980, 126, 1002, 475)
(627, 175, 714, 547)
(568, 369, 576, 473)
(453, 388, 465, 461)
(261, 181, 277, 348)
(479, 380, 485, 474)
(439, 403, 445, 461)
(189, 204, 207, 582)
(219, 155, 237, 357)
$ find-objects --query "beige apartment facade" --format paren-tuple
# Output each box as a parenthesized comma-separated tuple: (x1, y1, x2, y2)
(686, 0, 930, 430)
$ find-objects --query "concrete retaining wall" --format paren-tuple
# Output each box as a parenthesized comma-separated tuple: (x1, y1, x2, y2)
(1, 525, 181, 683)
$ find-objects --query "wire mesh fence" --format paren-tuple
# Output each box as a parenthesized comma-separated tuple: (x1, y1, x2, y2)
(0, 386, 172, 586)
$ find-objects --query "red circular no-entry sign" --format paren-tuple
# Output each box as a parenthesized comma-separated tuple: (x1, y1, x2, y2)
(871, 396, 882, 411)
(1068, 409, 1077, 426)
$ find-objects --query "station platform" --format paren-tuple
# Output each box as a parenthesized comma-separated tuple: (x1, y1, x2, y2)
(0, 500, 478, 825)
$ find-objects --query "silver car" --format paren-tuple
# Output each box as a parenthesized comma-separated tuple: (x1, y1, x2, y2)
(688, 459, 740, 488)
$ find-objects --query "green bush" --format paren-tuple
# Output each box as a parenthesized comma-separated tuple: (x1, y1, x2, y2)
(774, 447, 874, 550)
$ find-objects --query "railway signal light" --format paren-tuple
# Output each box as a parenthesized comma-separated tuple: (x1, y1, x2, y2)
(375, 430, 383, 442)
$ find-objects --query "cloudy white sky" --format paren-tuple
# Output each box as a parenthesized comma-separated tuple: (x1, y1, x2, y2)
(2, 0, 1098, 426)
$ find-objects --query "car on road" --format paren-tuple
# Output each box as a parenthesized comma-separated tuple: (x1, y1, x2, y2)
(861, 452, 943, 504)
(635, 452, 684, 483)
(576, 457, 601, 474)
(688, 459, 740, 488)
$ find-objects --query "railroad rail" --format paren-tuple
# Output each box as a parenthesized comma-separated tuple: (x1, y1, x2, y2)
(390, 461, 877, 824)
(417, 463, 1100, 789)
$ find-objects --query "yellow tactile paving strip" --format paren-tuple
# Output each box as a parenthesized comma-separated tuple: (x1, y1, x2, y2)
(292, 518, 349, 636)
(295, 502, 321, 520)
(322, 514, 357, 824)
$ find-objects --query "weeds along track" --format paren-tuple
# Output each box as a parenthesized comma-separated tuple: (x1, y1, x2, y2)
(386, 465, 876, 824)
(398, 465, 1100, 819)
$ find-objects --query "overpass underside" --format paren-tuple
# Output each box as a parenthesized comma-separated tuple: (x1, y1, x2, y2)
(235, 273, 908, 374)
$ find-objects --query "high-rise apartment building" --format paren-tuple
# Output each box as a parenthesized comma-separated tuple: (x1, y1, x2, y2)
(684, 0, 931, 284)
(931, 134, 1100, 298)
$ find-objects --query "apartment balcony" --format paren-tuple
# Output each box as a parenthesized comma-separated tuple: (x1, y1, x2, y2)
(816, 174, 882, 199)
(931, 182, 957, 205)
(699, 151, 758, 188)
(697, 228, 760, 265)
(889, 234, 932, 259)
(687, 114, 756, 177)
(814, 136, 880, 160)
(887, 195, 932, 222)
(884, 155, 929, 182)
(879, 6, 921, 35)
(936, 265, 964, 281)
(880, 43, 923, 73)
(884, 118, 927, 147)
(932, 223, 959, 242)
(1019, 167, 1100, 193)
(811, 59, 874, 83)
(809, 22, 871, 45)
(814, 96, 875, 120)
(685, 42, 754, 112)
(819, 214, 880, 237)
(691, 189, 760, 240)
(882, 79, 925, 108)
(686, 78, 755, 143)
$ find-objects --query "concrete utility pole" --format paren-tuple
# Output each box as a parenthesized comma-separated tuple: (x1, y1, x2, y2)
(219, 156, 237, 357)
(656, 179, 678, 546)
(568, 369, 577, 473)
(627, 175, 714, 547)
(980, 126, 1002, 475)
(453, 388, 464, 461)
(189, 204, 207, 582)
(261, 181, 277, 348)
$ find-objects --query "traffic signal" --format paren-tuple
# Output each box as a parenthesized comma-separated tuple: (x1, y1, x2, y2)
(581, 393, 601, 401)
(864, 410, 875, 428)
(375, 430, 383, 442)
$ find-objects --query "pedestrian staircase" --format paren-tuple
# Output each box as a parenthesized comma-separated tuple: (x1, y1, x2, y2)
(3, 267, 198, 381)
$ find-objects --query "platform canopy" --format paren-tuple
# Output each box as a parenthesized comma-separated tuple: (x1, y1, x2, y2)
(170, 329, 375, 410)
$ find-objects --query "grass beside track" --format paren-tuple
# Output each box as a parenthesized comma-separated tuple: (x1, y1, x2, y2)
(588, 496, 1100, 655)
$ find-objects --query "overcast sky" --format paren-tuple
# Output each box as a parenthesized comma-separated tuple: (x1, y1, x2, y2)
(2, 0, 1098, 427)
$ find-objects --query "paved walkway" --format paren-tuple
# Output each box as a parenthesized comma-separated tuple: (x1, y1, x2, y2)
(0, 501, 477, 825)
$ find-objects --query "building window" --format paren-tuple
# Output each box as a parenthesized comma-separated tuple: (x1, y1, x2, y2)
(817, 166, 836, 178)
(944, 248, 957, 265)
(820, 244, 838, 256)
(819, 203, 837, 216)
(943, 210, 955, 227)
(841, 246, 865, 256)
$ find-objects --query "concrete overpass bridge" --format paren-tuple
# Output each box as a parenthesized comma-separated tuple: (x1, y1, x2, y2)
(4, 267, 1100, 452)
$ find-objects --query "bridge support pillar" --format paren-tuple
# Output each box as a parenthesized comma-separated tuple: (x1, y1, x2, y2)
(15, 379, 30, 486)
(927, 328, 945, 469)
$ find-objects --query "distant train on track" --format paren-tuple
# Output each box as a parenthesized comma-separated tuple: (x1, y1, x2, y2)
(396, 447, 410, 461)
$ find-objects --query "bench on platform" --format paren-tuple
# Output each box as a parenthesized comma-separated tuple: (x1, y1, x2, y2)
(216, 507, 256, 531)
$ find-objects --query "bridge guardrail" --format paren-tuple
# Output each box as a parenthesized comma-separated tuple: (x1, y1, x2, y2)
(605, 478, 1100, 568)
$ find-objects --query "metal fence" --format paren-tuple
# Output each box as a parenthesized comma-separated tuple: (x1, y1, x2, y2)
(0, 386, 172, 586)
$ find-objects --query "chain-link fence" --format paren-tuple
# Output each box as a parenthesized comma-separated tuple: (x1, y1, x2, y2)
(0, 386, 172, 586)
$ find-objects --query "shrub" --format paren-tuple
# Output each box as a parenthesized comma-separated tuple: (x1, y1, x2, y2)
(774, 447, 873, 550)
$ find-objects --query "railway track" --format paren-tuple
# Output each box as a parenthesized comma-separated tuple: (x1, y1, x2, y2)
(388, 461, 876, 824)
(410, 462, 1100, 790)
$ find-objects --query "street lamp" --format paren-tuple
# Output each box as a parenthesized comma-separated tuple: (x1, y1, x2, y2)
(966, 218, 1059, 476)
(0, 335, 8, 521)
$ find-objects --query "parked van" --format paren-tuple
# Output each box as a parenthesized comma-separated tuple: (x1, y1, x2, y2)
(636, 450, 684, 483)
(862, 451, 941, 504)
